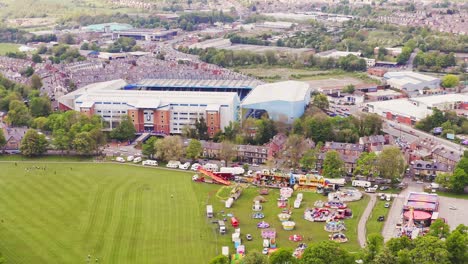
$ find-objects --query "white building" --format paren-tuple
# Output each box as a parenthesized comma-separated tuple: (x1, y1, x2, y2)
(366, 98, 433, 125)
(58, 79, 240, 137)
(384, 72, 441, 95)
(410, 94, 468, 111)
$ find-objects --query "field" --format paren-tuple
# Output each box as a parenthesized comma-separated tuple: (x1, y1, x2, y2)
(0, 162, 219, 264)
(366, 199, 391, 236)
(211, 186, 369, 253)
(0, 43, 19, 55)
(0, 161, 370, 263)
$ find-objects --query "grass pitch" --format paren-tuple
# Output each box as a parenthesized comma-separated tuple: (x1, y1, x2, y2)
(0, 43, 19, 55)
(0, 162, 219, 264)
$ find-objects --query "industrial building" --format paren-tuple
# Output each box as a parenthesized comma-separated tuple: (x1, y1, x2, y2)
(383, 72, 440, 95)
(241, 81, 312, 123)
(410, 94, 468, 111)
(112, 29, 177, 41)
(58, 79, 240, 137)
(127, 79, 261, 100)
(83, 23, 133, 32)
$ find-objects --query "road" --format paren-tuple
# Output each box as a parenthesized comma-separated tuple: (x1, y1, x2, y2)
(405, 50, 418, 71)
(358, 193, 377, 248)
(382, 180, 423, 241)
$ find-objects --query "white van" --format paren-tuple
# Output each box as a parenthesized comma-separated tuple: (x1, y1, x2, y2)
(179, 162, 190, 170)
(142, 160, 158, 166)
(166, 160, 181, 168)
(116, 157, 125, 163)
(127, 156, 134, 162)
(133, 157, 142, 163)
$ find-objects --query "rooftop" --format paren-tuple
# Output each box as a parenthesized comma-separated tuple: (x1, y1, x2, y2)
(367, 99, 432, 120)
(410, 94, 468, 106)
(241, 81, 311, 105)
(135, 79, 260, 89)
(384, 71, 439, 82)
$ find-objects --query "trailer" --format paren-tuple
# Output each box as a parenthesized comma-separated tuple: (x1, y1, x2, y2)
(352, 180, 371, 188)
(206, 205, 213, 218)
(142, 160, 158, 166)
(218, 220, 226, 234)
(225, 197, 234, 208)
(220, 167, 245, 175)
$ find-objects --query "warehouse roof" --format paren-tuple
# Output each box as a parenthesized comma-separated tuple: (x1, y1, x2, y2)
(242, 81, 311, 105)
(410, 94, 468, 106)
(384, 71, 439, 82)
(367, 99, 432, 120)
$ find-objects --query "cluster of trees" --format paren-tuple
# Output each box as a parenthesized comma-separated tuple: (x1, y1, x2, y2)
(181, 47, 368, 72)
(33, 44, 85, 64)
(228, 33, 271, 46)
(178, 11, 235, 31)
(436, 155, 468, 193)
(396, 40, 416, 64)
(441, 74, 460, 88)
(415, 109, 468, 137)
(24, 111, 106, 156)
(210, 223, 467, 264)
(107, 37, 141, 53)
(0, 28, 56, 44)
(142, 136, 202, 162)
(211, 118, 277, 146)
(414, 51, 456, 72)
(80, 42, 100, 52)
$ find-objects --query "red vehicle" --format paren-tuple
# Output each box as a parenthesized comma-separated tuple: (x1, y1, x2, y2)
(231, 217, 239, 228)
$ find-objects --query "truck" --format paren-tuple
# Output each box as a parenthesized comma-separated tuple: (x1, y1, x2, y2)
(218, 220, 226, 234)
(352, 180, 371, 188)
(206, 205, 213, 218)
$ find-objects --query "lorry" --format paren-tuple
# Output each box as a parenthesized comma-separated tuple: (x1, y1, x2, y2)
(352, 180, 372, 188)
(218, 220, 226, 234)
(206, 205, 213, 218)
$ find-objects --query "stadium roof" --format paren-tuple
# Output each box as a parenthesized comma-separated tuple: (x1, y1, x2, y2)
(241, 81, 311, 105)
(135, 79, 261, 89)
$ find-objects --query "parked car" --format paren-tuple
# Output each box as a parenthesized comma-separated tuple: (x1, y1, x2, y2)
(377, 216, 385, 222)
(246, 234, 253, 241)
(116, 157, 125, 163)
(384, 202, 390, 208)
(380, 186, 390, 191)
(191, 163, 201, 171)
(179, 162, 190, 170)
(262, 248, 269, 255)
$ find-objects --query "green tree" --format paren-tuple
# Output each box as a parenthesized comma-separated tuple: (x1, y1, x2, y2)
(110, 116, 136, 141)
(142, 136, 157, 158)
(243, 250, 268, 264)
(80, 42, 90, 50)
(185, 139, 202, 160)
(270, 248, 297, 264)
(0, 129, 6, 151)
(300, 146, 319, 171)
(32, 53, 43, 63)
(30, 74, 43, 90)
(29, 96, 51, 117)
(363, 233, 384, 263)
(373, 247, 397, 264)
(441, 74, 459, 88)
(409, 236, 450, 264)
(284, 134, 308, 168)
(7, 100, 32, 126)
(343, 84, 355, 94)
(155, 136, 184, 161)
(354, 152, 378, 177)
(209, 254, 229, 264)
(446, 228, 467, 264)
(301, 241, 353, 264)
(377, 147, 405, 180)
(195, 116, 209, 140)
(427, 219, 450, 238)
(312, 93, 329, 109)
(254, 118, 277, 145)
(31, 116, 48, 130)
(53, 128, 71, 153)
(219, 141, 236, 166)
(304, 114, 333, 143)
(73, 132, 95, 155)
(322, 150, 344, 178)
(386, 236, 413, 255)
(450, 167, 468, 193)
(20, 129, 48, 156)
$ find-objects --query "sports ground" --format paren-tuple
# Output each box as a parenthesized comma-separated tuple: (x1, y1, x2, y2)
(0, 161, 368, 263)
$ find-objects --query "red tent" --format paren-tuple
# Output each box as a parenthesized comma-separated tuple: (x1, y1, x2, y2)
(231, 217, 239, 228)
(404, 210, 432, 220)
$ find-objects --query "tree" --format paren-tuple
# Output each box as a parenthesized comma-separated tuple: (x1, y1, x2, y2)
(342, 84, 355, 94)
(243, 250, 268, 264)
(450, 167, 468, 193)
(313, 93, 329, 109)
(409, 236, 450, 264)
(80, 42, 90, 50)
(142, 136, 157, 158)
(441, 74, 459, 88)
(284, 134, 308, 168)
(29, 96, 51, 117)
(427, 219, 450, 238)
(300, 147, 319, 171)
(32, 53, 42, 63)
(301, 241, 353, 264)
(155, 136, 184, 161)
(254, 118, 277, 145)
(304, 114, 333, 143)
(363, 233, 384, 263)
(386, 236, 413, 256)
(73, 132, 95, 155)
(30, 74, 43, 90)
(219, 141, 236, 166)
(373, 247, 397, 264)
(20, 129, 48, 156)
(446, 228, 468, 264)
(322, 150, 344, 178)
(31, 116, 48, 130)
(0, 129, 6, 151)
(7, 100, 31, 126)
(195, 116, 209, 140)
(209, 254, 229, 264)
(186, 139, 202, 160)
(53, 129, 71, 153)
(377, 147, 405, 180)
(270, 248, 297, 264)
(354, 152, 378, 177)
(110, 116, 136, 141)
